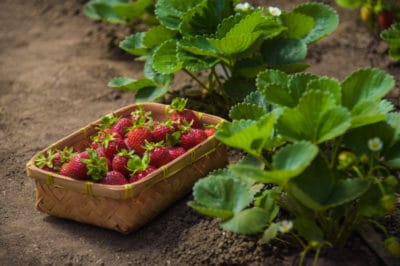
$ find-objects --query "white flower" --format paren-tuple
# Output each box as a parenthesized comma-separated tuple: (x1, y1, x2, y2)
(368, 137, 383, 152)
(235, 2, 253, 12)
(268, 6, 282, 16)
(279, 220, 293, 233)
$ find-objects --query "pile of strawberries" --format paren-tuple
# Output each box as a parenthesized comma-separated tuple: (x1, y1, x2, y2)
(35, 98, 215, 185)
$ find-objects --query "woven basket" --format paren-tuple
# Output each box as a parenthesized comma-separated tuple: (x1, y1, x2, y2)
(26, 103, 227, 233)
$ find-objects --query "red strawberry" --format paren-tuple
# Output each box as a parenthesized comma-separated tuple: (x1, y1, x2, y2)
(180, 129, 207, 150)
(60, 151, 90, 180)
(204, 128, 215, 137)
(378, 10, 394, 30)
(170, 98, 202, 129)
(147, 145, 172, 167)
(112, 149, 135, 178)
(100, 171, 127, 185)
(104, 138, 127, 159)
(126, 127, 154, 156)
(152, 124, 174, 142)
(111, 117, 132, 137)
(129, 165, 157, 183)
(168, 147, 186, 160)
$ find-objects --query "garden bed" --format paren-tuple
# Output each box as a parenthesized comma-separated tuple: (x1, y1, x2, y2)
(0, 0, 399, 265)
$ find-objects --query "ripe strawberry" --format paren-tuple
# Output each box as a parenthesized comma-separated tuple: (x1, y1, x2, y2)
(126, 127, 154, 156)
(170, 98, 202, 129)
(168, 147, 186, 160)
(129, 165, 157, 183)
(146, 142, 172, 168)
(100, 171, 127, 185)
(111, 117, 132, 137)
(112, 149, 135, 178)
(378, 10, 394, 30)
(81, 149, 109, 181)
(204, 128, 215, 137)
(104, 138, 127, 159)
(152, 123, 174, 142)
(180, 128, 207, 150)
(60, 151, 90, 180)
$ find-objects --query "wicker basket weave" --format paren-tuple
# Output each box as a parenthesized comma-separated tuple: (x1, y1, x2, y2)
(26, 103, 227, 233)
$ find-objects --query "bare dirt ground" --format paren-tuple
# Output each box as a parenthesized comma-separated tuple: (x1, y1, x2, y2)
(1, 0, 399, 265)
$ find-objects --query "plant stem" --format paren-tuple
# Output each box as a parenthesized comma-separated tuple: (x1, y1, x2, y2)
(329, 136, 343, 169)
(220, 62, 231, 79)
(183, 69, 208, 91)
(211, 66, 223, 88)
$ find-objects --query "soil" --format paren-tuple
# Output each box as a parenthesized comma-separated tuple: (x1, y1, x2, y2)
(1, 0, 399, 265)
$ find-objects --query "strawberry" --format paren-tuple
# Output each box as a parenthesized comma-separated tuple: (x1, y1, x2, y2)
(60, 151, 90, 180)
(378, 10, 394, 30)
(170, 97, 202, 129)
(80, 149, 109, 181)
(112, 149, 135, 178)
(126, 152, 156, 183)
(35, 147, 76, 172)
(152, 123, 174, 142)
(100, 170, 127, 185)
(111, 117, 132, 137)
(168, 147, 186, 160)
(204, 128, 215, 137)
(104, 138, 127, 159)
(180, 128, 207, 150)
(145, 141, 172, 167)
(96, 113, 119, 131)
(129, 165, 157, 183)
(126, 127, 154, 156)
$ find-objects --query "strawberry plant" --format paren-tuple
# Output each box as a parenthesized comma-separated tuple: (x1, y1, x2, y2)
(381, 22, 400, 60)
(189, 68, 400, 264)
(336, 0, 399, 30)
(109, 1, 338, 115)
(84, 0, 157, 26)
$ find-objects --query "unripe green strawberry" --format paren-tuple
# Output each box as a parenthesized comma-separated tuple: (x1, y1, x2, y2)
(384, 175, 399, 187)
(380, 194, 397, 212)
(360, 5, 373, 24)
(384, 237, 400, 258)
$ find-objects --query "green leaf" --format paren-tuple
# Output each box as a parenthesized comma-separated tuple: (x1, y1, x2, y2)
(387, 113, 400, 142)
(254, 187, 280, 222)
(134, 85, 169, 102)
(260, 223, 280, 243)
(335, 0, 363, 9)
(177, 44, 220, 72)
(277, 90, 351, 143)
(358, 184, 387, 217)
(343, 122, 395, 155)
(142, 25, 177, 48)
(350, 100, 394, 128)
(385, 142, 400, 169)
(152, 40, 183, 74)
(216, 113, 276, 157)
(229, 102, 267, 120)
(260, 83, 296, 107)
(220, 207, 270, 234)
(306, 77, 341, 105)
(155, 0, 200, 30)
(294, 217, 323, 242)
(243, 91, 272, 111)
(287, 159, 370, 211)
(108, 77, 156, 91)
(128, 0, 154, 17)
(231, 141, 318, 185)
(257, 69, 289, 89)
(293, 3, 338, 44)
(288, 73, 319, 102)
(381, 23, 400, 60)
(233, 58, 267, 78)
(84, 0, 130, 24)
(180, 0, 233, 36)
(187, 201, 233, 219)
(119, 32, 148, 56)
(192, 174, 253, 215)
(280, 12, 314, 39)
(215, 12, 245, 38)
(144, 51, 173, 85)
(341, 68, 395, 109)
(221, 77, 256, 102)
(208, 10, 284, 56)
(261, 38, 307, 66)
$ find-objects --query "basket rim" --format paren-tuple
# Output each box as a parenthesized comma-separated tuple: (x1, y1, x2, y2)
(26, 102, 226, 198)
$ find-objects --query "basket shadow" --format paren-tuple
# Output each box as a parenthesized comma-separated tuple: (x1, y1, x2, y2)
(42, 193, 206, 251)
